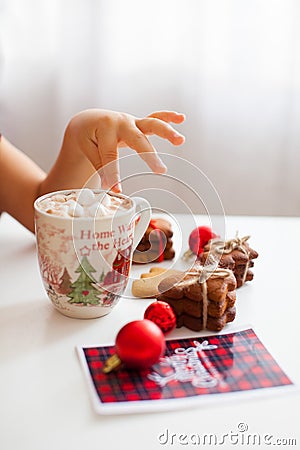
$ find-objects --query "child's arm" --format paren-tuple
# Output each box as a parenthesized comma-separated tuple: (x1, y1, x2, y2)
(0, 135, 46, 232)
(0, 109, 185, 233)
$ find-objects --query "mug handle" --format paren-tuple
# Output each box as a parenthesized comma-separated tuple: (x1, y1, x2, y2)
(131, 197, 151, 251)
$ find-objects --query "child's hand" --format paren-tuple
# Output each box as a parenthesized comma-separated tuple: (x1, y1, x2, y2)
(65, 109, 185, 192)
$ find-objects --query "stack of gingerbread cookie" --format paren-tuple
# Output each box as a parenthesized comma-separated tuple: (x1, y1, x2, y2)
(201, 235, 258, 288)
(133, 218, 175, 264)
(156, 265, 237, 331)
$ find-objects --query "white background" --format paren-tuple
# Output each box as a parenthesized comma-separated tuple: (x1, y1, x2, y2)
(1, 0, 300, 216)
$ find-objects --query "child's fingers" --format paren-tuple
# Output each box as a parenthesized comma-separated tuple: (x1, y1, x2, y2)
(136, 117, 185, 146)
(123, 125, 167, 174)
(98, 160, 121, 192)
(97, 132, 122, 192)
(147, 110, 186, 124)
(93, 145, 109, 189)
(100, 158, 122, 193)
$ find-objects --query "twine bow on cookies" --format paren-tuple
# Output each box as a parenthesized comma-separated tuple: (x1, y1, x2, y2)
(208, 232, 251, 284)
(208, 232, 251, 255)
(186, 265, 232, 283)
(185, 265, 232, 330)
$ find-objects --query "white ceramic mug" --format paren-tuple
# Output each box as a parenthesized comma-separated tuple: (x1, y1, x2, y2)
(34, 189, 151, 318)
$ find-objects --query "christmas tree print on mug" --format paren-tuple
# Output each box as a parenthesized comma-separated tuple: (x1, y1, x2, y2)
(68, 256, 102, 306)
(34, 189, 151, 318)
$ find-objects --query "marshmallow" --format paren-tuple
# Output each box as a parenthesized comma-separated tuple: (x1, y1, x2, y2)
(77, 189, 95, 206)
(67, 200, 84, 217)
(96, 204, 110, 217)
(55, 204, 69, 216)
(51, 194, 67, 203)
(89, 203, 108, 217)
(95, 192, 111, 208)
(88, 202, 100, 217)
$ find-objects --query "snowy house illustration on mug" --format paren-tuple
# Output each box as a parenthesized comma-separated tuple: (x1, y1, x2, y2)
(103, 245, 132, 286)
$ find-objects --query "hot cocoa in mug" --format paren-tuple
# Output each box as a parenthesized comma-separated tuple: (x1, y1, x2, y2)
(34, 189, 151, 318)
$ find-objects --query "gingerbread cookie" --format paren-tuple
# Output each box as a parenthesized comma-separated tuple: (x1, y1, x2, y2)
(133, 218, 175, 264)
(131, 267, 182, 298)
(201, 234, 258, 288)
(157, 265, 237, 332)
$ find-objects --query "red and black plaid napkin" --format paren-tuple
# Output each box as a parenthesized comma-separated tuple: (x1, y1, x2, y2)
(80, 328, 292, 407)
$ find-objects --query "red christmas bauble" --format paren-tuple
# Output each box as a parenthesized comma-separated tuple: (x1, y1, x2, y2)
(115, 319, 166, 370)
(188, 226, 218, 256)
(144, 301, 177, 334)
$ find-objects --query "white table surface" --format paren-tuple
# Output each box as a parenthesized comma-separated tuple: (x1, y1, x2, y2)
(1, 213, 300, 450)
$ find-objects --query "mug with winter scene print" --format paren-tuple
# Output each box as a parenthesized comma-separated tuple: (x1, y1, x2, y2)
(34, 189, 151, 318)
